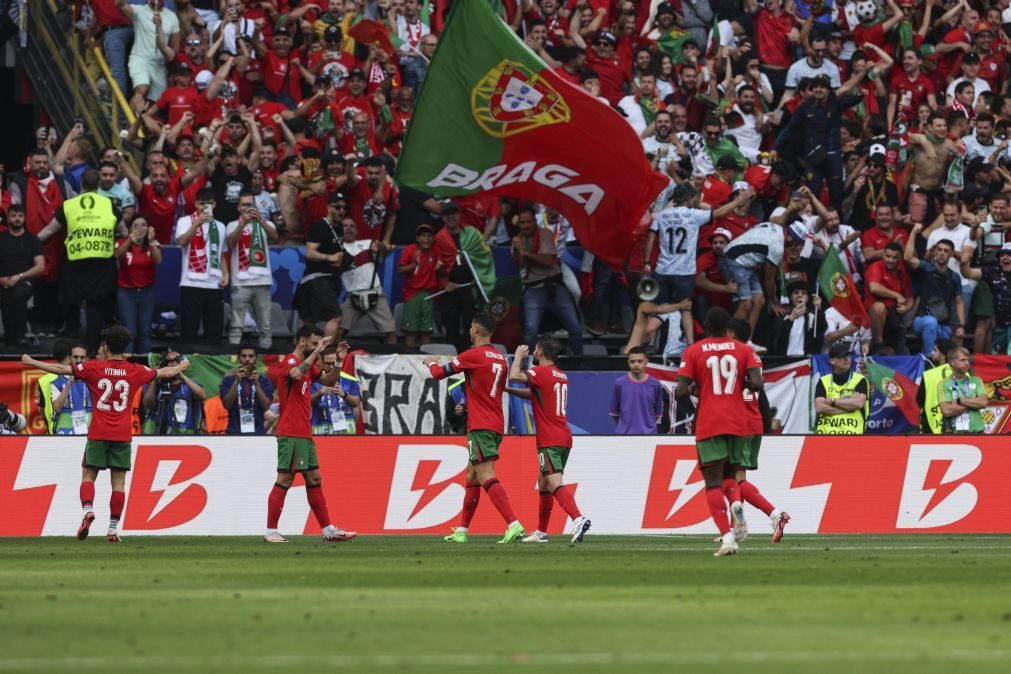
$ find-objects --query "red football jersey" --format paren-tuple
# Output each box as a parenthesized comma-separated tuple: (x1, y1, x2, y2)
(526, 365, 572, 449)
(275, 354, 321, 439)
(678, 337, 762, 441)
(452, 346, 507, 433)
(73, 360, 156, 442)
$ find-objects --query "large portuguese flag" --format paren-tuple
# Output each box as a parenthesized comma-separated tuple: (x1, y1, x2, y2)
(397, 0, 667, 267)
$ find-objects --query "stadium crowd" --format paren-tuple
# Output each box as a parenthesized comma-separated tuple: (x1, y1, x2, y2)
(5, 0, 1011, 368)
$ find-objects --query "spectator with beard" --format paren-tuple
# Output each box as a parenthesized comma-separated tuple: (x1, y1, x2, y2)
(725, 85, 767, 164)
(618, 73, 661, 137)
(782, 34, 841, 107)
(121, 150, 208, 243)
(584, 30, 630, 106)
(346, 156, 400, 245)
(0, 206, 44, 349)
(848, 149, 899, 232)
(864, 242, 914, 354)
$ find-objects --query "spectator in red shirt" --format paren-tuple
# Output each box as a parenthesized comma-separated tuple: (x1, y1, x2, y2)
(143, 62, 200, 134)
(861, 203, 909, 265)
(114, 218, 162, 354)
(340, 111, 382, 161)
(749, 0, 798, 97)
(381, 87, 414, 157)
(863, 242, 914, 354)
(397, 223, 444, 348)
(888, 46, 938, 130)
(937, 6, 977, 81)
(254, 25, 310, 107)
(337, 69, 376, 131)
(584, 31, 630, 105)
(120, 151, 208, 244)
(695, 227, 738, 315)
(701, 157, 739, 208)
(346, 156, 400, 245)
(966, 22, 1007, 91)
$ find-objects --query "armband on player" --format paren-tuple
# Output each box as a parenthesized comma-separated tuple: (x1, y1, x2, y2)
(429, 362, 455, 379)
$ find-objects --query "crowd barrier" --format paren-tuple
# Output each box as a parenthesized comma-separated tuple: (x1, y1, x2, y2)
(1, 435, 1007, 536)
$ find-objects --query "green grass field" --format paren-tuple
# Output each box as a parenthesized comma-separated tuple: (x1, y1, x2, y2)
(2, 535, 1010, 673)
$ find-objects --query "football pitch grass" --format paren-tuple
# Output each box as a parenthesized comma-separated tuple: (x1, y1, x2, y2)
(2, 535, 1010, 673)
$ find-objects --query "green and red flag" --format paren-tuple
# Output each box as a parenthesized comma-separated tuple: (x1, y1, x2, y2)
(864, 359, 920, 426)
(655, 26, 693, 64)
(348, 18, 396, 55)
(397, 0, 666, 267)
(818, 245, 869, 328)
(705, 15, 721, 61)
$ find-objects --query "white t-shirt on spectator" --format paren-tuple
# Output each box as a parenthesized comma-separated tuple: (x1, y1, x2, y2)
(926, 223, 975, 289)
(946, 76, 991, 106)
(176, 215, 228, 290)
(342, 240, 380, 292)
(226, 219, 275, 287)
(221, 17, 258, 57)
(785, 58, 841, 89)
(617, 95, 650, 136)
(979, 215, 1009, 249)
(823, 307, 870, 354)
(131, 5, 180, 64)
(650, 206, 711, 275)
(395, 15, 431, 55)
(654, 310, 688, 357)
(725, 105, 762, 163)
(961, 131, 1008, 165)
(725, 222, 785, 268)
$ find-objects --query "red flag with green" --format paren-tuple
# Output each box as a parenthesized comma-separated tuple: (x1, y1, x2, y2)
(818, 245, 869, 327)
(396, 0, 666, 267)
(865, 359, 920, 426)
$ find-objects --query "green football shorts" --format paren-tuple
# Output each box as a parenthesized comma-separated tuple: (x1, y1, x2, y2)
(696, 435, 761, 469)
(277, 436, 319, 473)
(467, 430, 502, 465)
(538, 446, 571, 474)
(83, 440, 133, 471)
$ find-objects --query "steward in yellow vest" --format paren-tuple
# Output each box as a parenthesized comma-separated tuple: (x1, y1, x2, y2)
(39, 168, 122, 354)
(916, 337, 958, 434)
(814, 344, 870, 434)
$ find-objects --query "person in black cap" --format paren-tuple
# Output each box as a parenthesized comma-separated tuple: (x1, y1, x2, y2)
(295, 191, 352, 330)
(849, 149, 898, 231)
(770, 280, 825, 357)
(585, 30, 631, 105)
(813, 342, 869, 435)
(945, 50, 988, 108)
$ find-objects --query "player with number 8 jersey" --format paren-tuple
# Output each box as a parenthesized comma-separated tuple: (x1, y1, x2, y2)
(425, 313, 526, 544)
(21, 325, 190, 542)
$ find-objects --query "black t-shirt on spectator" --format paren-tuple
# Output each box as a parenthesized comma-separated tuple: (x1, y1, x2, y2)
(305, 217, 344, 276)
(210, 167, 253, 225)
(0, 230, 43, 277)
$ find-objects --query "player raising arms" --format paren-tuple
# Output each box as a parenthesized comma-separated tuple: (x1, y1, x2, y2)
(424, 313, 526, 544)
(508, 337, 591, 544)
(727, 318, 789, 542)
(675, 307, 763, 557)
(22, 325, 190, 542)
(265, 325, 357, 544)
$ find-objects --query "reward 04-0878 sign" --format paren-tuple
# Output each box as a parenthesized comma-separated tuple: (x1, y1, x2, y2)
(2, 435, 1008, 536)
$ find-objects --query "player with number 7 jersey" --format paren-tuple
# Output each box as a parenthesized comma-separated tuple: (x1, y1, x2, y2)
(425, 313, 525, 544)
(21, 325, 191, 542)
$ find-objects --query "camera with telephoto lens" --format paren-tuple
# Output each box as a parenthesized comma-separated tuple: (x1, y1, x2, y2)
(0, 403, 27, 433)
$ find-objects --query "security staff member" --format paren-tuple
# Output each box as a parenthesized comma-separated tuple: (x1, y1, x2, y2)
(917, 337, 956, 434)
(813, 342, 870, 434)
(37, 168, 121, 353)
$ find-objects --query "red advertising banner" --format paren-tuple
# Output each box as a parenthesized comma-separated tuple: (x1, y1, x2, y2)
(2, 436, 1009, 536)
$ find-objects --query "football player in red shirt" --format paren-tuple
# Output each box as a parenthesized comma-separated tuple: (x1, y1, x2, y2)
(425, 313, 525, 544)
(676, 307, 764, 557)
(508, 337, 590, 544)
(21, 325, 190, 542)
(265, 325, 357, 544)
(726, 318, 790, 543)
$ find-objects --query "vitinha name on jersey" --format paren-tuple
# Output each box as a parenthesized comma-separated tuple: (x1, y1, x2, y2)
(427, 162, 605, 215)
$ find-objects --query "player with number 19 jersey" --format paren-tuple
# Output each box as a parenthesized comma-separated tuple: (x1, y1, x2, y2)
(526, 365, 572, 449)
(72, 360, 155, 442)
(678, 337, 762, 441)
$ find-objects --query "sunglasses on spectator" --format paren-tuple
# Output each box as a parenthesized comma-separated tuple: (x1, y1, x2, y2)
(186, 39, 201, 46)
(594, 40, 613, 47)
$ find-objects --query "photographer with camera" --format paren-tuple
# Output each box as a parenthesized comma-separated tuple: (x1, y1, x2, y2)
(340, 217, 395, 344)
(219, 344, 274, 435)
(227, 191, 278, 351)
(0, 402, 27, 435)
(310, 342, 360, 435)
(141, 349, 207, 434)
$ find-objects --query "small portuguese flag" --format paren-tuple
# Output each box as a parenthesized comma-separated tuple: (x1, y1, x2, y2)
(397, 0, 667, 267)
(865, 359, 921, 426)
(818, 246, 869, 327)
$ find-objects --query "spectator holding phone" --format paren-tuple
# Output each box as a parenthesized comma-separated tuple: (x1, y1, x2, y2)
(114, 217, 162, 354)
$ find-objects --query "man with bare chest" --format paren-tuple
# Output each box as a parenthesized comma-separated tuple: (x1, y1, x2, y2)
(907, 111, 956, 224)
